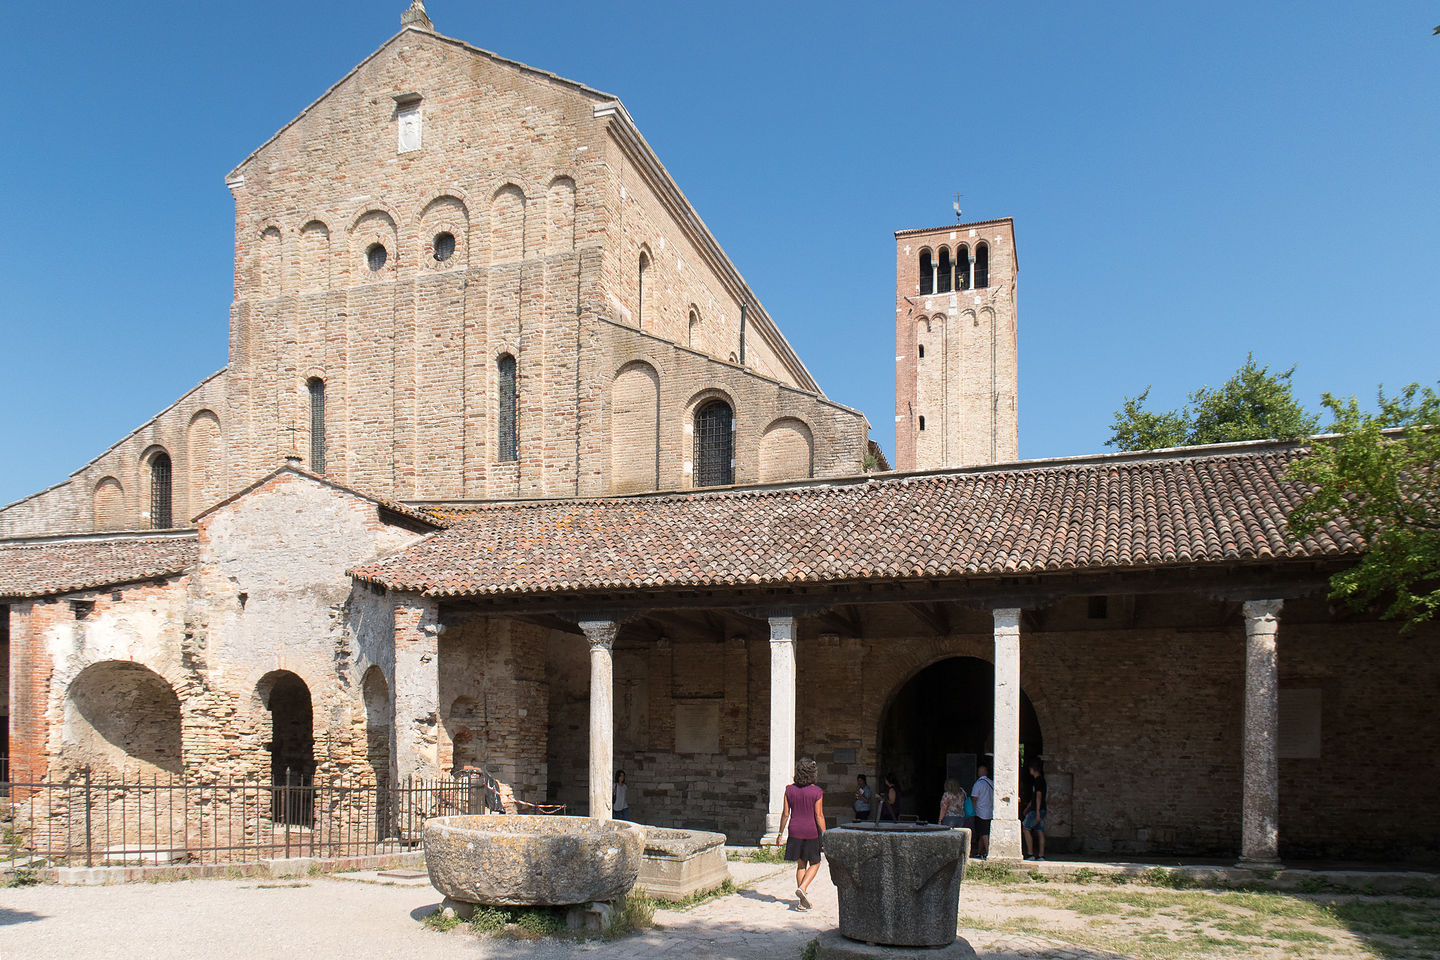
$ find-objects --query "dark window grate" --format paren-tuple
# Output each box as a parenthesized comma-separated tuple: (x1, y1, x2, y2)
(974, 242, 989, 289)
(497, 354, 517, 462)
(366, 243, 387, 272)
(433, 232, 455, 262)
(919, 251, 933, 295)
(150, 453, 172, 529)
(937, 248, 952, 294)
(694, 399, 734, 487)
(308, 379, 326, 473)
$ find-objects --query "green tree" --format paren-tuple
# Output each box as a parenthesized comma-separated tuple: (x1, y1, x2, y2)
(1288, 383, 1440, 628)
(1106, 355, 1320, 451)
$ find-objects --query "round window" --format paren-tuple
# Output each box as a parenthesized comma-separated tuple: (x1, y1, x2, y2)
(366, 243, 388, 272)
(433, 232, 456, 263)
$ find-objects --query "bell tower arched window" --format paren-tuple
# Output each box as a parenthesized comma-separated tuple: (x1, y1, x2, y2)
(918, 250, 934, 295)
(974, 242, 990, 289)
(693, 399, 734, 487)
(150, 453, 173, 529)
(937, 248, 952, 293)
(497, 354, 517, 462)
(307, 378, 326, 473)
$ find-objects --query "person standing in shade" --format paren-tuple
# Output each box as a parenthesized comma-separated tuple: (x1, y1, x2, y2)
(613, 769, 630, 821)
(938, 779, 969, 828)
(1022, 759, 1047, 861)
(970, 763, 995, 859)
(778, 756, 826, 910)
(853, 774, 873, 822)
(878, 773, 902, 821)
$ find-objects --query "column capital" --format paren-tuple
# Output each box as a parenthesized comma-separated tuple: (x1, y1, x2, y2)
(579, 619, 618, 649)
(767, 615, 797, 644)
(1242, 599, 1284, 624)
(993, 607, 1022, 633)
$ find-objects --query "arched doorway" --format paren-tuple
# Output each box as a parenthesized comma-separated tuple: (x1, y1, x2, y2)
(878, 656, 1042, 821)
(258, 671, 314, 826)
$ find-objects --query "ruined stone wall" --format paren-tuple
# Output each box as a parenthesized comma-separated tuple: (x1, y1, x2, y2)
(0, 371, 228, 538)
(436, 617, 550, 802)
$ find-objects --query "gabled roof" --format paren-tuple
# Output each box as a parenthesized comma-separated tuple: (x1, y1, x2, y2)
(194, 462, 444, 530)
(0, 532, 198, 600)
(352, 441, 1362, 599)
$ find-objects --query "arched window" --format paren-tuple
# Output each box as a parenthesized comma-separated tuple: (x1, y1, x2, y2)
(937, 248, 952, 294)
(693, 399, 734, 487)
(974, 242, 990, 289)
(307, 378, 326, 473)
(918, 344, 925, 359)
(688, 309, 699, 347)
(918, 415, 926, 431)
(497, 354, 517, 462)
(637, 252, 650, 329)
(918, 250, 934, 295)
(150, 453, 172, 528)
(956, 244, 971, 290)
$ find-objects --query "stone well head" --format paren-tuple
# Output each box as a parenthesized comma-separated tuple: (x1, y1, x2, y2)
(823, 822, 971, 947)
(424, 815, 645, 906)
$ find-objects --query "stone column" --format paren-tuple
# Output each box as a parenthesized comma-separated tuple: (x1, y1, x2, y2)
(764, 615, 798, 844)
(1239, 599, 1284, 868)
(580, 619, 618, 820)
(393, 595, 442, 782)
(991, 607, 1023, 860)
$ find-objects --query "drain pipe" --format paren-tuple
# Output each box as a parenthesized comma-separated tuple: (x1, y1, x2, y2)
(738, 302, 748, 365)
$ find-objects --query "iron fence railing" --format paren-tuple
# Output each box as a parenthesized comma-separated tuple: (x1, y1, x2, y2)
(0, 761, 559, 870)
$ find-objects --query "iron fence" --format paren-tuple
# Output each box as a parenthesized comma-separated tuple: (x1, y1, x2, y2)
(0, 761, 558, 871)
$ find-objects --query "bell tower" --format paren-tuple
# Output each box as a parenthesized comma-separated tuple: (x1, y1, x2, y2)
(893, 216, 1018, 471)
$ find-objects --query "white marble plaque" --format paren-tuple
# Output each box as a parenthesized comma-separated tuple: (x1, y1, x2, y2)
(1278, 688, 1322, 759)
(398, 105, 422, 153)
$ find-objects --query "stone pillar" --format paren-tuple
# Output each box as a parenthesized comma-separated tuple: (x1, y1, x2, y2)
(1239, 599, 1283, 868)
(580, 619, 618, 820)
(991, 607, 1023, 860)
(393, 596, 441, 782)
(764, 615, 797, 844)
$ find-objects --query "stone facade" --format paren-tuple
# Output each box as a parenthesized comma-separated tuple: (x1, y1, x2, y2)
(894, 219, 1018, 471)
(0, 22, 867, 538)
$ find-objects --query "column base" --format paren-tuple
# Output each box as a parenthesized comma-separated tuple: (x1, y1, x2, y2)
(989, 818, 1023, 860)
(760, 833, 783, 848)
(1236, 856, 1283, 872)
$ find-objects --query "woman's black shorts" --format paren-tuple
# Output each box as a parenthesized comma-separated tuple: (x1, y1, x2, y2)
(785, 836, 823, 863)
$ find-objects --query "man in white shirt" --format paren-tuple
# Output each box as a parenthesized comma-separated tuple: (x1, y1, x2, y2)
(970, 763, 995, 859)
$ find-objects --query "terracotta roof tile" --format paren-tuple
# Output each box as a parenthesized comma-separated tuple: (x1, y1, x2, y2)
(354, 445, 1364, 598)
(0, 534, 198, 599)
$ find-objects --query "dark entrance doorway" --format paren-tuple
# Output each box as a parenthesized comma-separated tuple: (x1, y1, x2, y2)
(878, 656, 1042, 821)
(261, 671, 315, 827)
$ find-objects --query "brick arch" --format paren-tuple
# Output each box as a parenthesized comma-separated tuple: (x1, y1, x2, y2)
(417, 194, 470, 270)
(298, 219, 331, 292)
(759, 417, 813, 482)
(489, 183, 527, 263)
(140, 444, 175, 530)
(92, 476, 125, 531)
(545, 176, 576, 254)
(610, 360, 661, 494)
(186, 409, 223, 519)
(257, 224, 284, 298)
(350, 209, 399, 282)
(62, 659, 184, 777)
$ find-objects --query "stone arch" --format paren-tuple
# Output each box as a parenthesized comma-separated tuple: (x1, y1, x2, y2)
(256, 670, 315, 825)
(759, 418, 813, 482)
(918, 246, 934, 295)
(877, 654, 1043, 821)
(299, 220, 330, 292)
(63, 660, 183, 776)
(489, 184, 526, 263)
(687, 306, 702, 349)
(936, 246, 953, 294)
(186, 409, 222, 519)
(636, 245, 654, 330)
(418, 194, 469, 270)
(257, 225, 283, 298)
(546, 176, 576, 254)
(361, 665, 392, 790)
(610, 360, 661, 494)
(92, 476, 125, 531)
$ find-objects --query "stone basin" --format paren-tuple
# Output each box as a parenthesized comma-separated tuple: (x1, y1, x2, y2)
(637, 826, 730, 900)
(423, 815, 645, 906)
(823, 822, 971, 947)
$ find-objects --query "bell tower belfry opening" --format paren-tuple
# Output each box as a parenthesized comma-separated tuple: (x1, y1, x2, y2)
(894, 216, 1019, 471)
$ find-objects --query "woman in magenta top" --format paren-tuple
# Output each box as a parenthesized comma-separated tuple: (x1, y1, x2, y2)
(778, 756, 826, 910)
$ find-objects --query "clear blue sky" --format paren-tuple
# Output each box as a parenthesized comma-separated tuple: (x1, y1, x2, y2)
(1, 1, 1436, 507)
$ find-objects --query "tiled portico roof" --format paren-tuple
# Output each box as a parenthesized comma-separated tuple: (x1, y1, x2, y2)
(354, 443, 1363, 598)
(0, 533, 198, 599)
